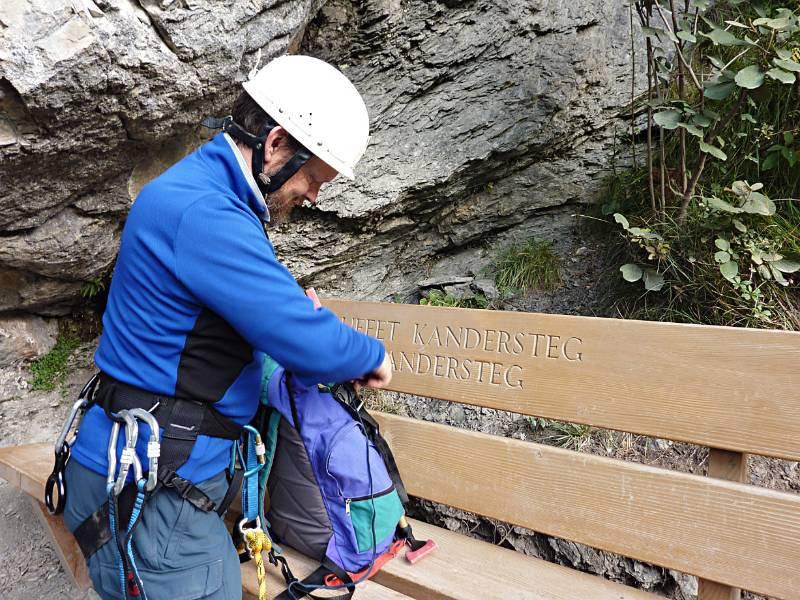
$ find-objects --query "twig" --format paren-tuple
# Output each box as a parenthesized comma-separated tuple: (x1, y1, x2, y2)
(653, 1, 703, 91)
(630, 3, 638, 169)
(677, 90, 749, 223)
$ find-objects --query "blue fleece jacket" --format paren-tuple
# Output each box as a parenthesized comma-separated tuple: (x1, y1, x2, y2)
(71, 133, 384, 484)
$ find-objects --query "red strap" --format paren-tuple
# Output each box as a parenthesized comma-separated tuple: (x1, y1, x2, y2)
(323, 540, 406, 587)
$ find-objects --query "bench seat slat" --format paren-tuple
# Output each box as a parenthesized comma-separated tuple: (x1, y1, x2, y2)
(373, 412, 800, 600)
(0, 444, 660, 600)
(327, 300, 800, 461)
(373, 518, 661, 600)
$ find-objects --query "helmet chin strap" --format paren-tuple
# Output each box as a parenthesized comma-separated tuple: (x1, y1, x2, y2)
(202, 115, 313, 197)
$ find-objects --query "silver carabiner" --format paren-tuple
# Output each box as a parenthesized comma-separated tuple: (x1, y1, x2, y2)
(106, 420, 122, 489)
(113, 410, 143, 495)
(54, 398, 88, 455)
(127, 408, 161, 491)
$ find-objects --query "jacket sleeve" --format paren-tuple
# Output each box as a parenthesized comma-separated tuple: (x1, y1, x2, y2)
(174, 196, 385, 385)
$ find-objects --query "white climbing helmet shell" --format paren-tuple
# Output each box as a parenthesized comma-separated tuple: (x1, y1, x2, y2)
(243, 55, 370, 180)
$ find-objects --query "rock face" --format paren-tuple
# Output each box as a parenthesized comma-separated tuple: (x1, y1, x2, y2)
(0, 0, 640, 315)
(275, 0, 640, 301)
(0, 0, 324, 313)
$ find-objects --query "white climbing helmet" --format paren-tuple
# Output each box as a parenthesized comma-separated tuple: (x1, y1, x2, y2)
(243, 55, 370, 180)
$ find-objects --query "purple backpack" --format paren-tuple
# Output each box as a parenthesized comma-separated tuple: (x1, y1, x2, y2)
(254, 363, 409, 599)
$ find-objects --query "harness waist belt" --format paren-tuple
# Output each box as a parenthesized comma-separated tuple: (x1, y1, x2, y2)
(96, 374, 242, 441)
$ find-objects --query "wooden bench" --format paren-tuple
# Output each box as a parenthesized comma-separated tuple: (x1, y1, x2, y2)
(2, 299, 799, 599)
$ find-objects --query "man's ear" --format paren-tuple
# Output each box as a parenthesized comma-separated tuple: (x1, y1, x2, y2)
(264, 126, 292, 164)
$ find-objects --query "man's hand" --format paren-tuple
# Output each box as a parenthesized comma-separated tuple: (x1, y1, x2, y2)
(356, 353, 393, 390)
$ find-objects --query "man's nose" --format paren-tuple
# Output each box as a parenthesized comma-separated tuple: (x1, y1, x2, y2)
(305, 186, 320, 205)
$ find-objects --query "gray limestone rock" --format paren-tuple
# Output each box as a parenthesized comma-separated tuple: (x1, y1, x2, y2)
(0, 314, 58, 367)
(0, 208, 120, 280)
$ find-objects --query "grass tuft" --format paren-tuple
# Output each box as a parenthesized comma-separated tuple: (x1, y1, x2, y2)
(493, 239, 562, 296)
(420, 289, 489, 309)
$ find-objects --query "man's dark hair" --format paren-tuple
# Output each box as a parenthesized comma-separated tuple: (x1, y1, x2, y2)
(230, 90, 302, 151)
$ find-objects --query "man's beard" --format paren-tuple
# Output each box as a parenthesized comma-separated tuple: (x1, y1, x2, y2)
(265, 193, 295, 227)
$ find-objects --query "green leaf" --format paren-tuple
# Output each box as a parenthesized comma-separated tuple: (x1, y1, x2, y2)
(704, 81, 735, 100)
(757, 264, 772, 280)
(770, 265, 789, 286)
(699, 141, 728, 161)
(773, 259, 800, 273)
(773, 59, 800, 73)
(720, 260, 739, 280)
(784, 132, 795, 146)
(678, 122, 704, 138)
(641, 26, 664, 39)
(653, 110, 682, 130)
(707, 55, 726, 69)
(762, 151, 781, 170)
(753, 16, 794, 30)
(715, 238, 730, 251)
(613, 213, 629, 230)
(766, 68, 796, 84)
(782, 147, 798, 167)
(776, 48, 793, 60)
(740, 113, 757, 123)
(741, 191, 776, 215)
(620, 264, 643, 282)
(734, 65, 764, 89)
(706, 196, 742, 213)
(701, 28, 747, 46)
(724, 20, 748, 29)
(714, 250, 731, 263)
(732, 219, 747, 232)
(676, 30, 697, 43)
(692, 114, 713, 127)
(694, 0, 710, 10)
(643, 269, 665, 292)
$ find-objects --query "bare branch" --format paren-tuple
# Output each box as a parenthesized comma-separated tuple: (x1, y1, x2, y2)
(653, 1, 703, 92)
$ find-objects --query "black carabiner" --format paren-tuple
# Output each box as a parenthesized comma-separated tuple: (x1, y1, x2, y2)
(44, 442, 70, 515)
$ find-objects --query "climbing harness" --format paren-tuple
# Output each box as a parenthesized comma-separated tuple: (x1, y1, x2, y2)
(68, 373, 245, 563)
(45, 374, 99, 514)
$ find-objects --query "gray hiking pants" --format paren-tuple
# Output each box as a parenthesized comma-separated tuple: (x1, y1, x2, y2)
(63, 460, 242, 600)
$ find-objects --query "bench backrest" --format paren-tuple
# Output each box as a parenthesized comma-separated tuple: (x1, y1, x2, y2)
(327, 299, 800, 600)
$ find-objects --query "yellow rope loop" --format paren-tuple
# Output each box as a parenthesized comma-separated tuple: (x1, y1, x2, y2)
(244, 528, 272, 600)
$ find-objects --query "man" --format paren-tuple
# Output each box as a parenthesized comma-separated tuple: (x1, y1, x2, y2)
(63, 55, 392, 599)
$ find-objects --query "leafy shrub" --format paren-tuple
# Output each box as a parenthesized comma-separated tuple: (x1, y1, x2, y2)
(608, 0, 800, 328)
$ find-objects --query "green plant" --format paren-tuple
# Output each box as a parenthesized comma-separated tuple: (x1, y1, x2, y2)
(493, 239, 562, 295)
(419, 289, 489, 309)
(545, 421, 595, 451)
(80, 276, 106, 299)
(29, 330, 81, 391)
(606, 1, 800, 329)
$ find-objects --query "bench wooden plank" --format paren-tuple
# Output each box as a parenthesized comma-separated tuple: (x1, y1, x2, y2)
(326, 299, 800, 461)
(0, 444, 664, 600)
(373, 412, 800, 599)
(372, 519, 661, 600)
